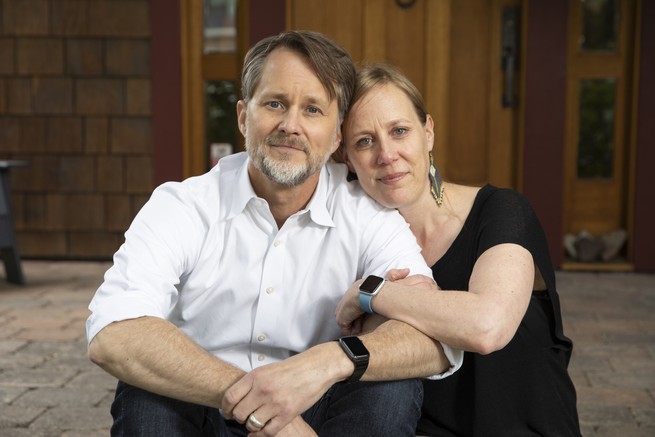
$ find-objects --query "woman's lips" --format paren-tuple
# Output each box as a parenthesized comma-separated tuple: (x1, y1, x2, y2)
(379, 172, 406, 184)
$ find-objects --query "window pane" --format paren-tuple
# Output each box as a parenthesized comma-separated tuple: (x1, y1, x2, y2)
(581, 0, 618, 52)
(204, 0, 237, 54)
(577, 78, 616, 179)
(205, 80, 239, 168)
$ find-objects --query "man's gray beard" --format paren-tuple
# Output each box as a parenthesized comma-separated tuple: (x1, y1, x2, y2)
(259, 154, 312, 187)
(246, 141, 331, 187)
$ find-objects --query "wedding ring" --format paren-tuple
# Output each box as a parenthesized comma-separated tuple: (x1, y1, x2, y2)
(247, 413, 265, 429)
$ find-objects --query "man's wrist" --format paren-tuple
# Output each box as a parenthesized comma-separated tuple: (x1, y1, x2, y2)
(336, 336, 369, 383)
(310, 341, 356, 385)
(333, 341, 356, 381)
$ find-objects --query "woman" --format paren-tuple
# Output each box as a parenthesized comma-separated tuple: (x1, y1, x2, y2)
(336, 64, 581, 436)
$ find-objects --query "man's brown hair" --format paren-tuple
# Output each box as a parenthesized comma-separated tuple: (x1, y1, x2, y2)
(241, 30, 356, 123)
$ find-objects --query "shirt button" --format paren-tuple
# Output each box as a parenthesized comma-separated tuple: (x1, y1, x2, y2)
(274, 240, 281, 247)
(266, 287, 274, 294)
(258, 335, 266, 342)
(258, 354, 265, 361)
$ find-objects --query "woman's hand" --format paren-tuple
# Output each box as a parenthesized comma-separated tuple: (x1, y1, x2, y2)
(335, 279, 367, 335)
(335, 269, 437, 335)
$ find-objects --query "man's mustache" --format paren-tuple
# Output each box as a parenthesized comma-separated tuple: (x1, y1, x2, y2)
(265, 134, 309, 153)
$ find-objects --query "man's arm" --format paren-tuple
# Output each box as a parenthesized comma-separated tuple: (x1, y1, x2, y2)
(360, 319, 448, 379)
(88, 316, 245, 408)
(89, 316, 319, 436)
(222, 317, 447, 437)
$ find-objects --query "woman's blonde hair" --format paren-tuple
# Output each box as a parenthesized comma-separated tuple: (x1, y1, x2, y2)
(351, 63, 427, 125)
(335, 63, 428, 165)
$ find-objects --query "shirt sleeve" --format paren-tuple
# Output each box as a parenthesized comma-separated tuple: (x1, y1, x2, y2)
(358, 206, 433, 279)
(477, 188, 539, 257)
(425, 344, 464, 380)
(86, 182, 206, 344)
(358, 205, 463, 379)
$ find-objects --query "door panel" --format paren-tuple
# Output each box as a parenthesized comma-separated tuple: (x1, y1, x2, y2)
(488, 0, 521, 189)
(449, 0, 491, 184)
(289, 0, 364, 60)
(288, 0, 521, 189)
(563, 0, 635, 261)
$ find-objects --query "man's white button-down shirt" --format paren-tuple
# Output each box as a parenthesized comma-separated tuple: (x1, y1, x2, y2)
(87, 152, 462, 376)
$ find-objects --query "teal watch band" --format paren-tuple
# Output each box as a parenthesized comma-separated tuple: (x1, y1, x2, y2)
(358, 275, 386, 314)
(359, 292, 375, 313)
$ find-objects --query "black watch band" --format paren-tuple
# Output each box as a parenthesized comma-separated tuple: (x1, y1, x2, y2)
(337, 336, 370, 383)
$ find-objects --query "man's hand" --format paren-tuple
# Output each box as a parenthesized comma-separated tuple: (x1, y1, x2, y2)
(221, 345, 341, 436)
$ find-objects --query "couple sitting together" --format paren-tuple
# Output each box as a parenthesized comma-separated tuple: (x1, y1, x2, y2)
(86, 30, 581, 436)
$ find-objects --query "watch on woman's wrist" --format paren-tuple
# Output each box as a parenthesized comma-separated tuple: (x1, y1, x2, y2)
(358, 275, 386, 313)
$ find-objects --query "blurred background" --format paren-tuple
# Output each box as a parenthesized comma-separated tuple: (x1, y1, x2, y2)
(0, 2, 654, 435)
(1, 0, 653, 273)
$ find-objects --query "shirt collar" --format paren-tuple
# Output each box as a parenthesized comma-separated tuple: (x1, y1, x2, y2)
(217, 153, 257, 222)
(304, 165, 336, 228)
(218, 152, 335, 228)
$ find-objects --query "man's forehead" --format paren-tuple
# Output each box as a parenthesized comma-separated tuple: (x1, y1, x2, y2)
(254, 89, 332, 107)
(254, 49, 333, 103)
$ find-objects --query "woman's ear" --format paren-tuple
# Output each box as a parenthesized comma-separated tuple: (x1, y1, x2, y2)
(425, 114, 435, 152)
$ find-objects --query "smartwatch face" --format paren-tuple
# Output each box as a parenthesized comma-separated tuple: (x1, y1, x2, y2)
(341, 337, 368, 358)
(360, 275, 384, 294)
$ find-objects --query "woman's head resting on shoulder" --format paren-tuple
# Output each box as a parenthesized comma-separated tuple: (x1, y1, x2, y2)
(340, 63, 437, 210)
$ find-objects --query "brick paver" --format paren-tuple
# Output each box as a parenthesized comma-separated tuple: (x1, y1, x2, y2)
(0, 261, 654, 436)
(0, 261, 114, 436)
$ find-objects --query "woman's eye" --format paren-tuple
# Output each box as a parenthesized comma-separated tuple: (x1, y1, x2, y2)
(355, 137, 373, 147)
(268, 101, 282, 109)
(393, 127, 408, 136)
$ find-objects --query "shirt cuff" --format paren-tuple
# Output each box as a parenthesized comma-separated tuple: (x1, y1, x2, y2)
(425, 342, 464, 380)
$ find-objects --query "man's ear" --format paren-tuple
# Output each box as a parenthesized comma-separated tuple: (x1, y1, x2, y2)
(331, 128, 342, 154)
(237, 100, 247, 137)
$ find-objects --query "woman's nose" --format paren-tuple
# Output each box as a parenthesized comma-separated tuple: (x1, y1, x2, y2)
(376, 140, 399, 165)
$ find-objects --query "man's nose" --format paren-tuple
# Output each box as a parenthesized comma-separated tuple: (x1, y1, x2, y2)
(278, 109, 301, 135)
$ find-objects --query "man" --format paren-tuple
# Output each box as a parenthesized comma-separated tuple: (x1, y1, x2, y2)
(87, 30, 461, 437)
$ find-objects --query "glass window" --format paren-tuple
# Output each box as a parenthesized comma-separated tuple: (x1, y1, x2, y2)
(577, 78, 616, 179)
(204, 0, 237, 54)
(581, 0, 618, 52)
(205, 80, 239, 168)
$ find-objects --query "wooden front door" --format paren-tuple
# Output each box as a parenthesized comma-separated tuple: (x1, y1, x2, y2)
(288, 0, 523, 190)
(562, 0, 637, 268)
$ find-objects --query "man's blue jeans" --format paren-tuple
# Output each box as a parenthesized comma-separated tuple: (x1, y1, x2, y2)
(110, 378, 423, 436)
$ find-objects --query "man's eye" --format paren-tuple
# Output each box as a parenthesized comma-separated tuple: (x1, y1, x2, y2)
(268, 102, 281, 109)
(393, 127, 408, 136)
(307, 106, 322, 114)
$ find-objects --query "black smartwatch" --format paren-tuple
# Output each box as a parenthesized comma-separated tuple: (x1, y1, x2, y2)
(358, 274, 386, 313)
(337, 336, 369, 383)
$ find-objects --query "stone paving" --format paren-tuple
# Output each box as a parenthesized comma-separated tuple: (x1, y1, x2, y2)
(0, 261, 654, 436)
